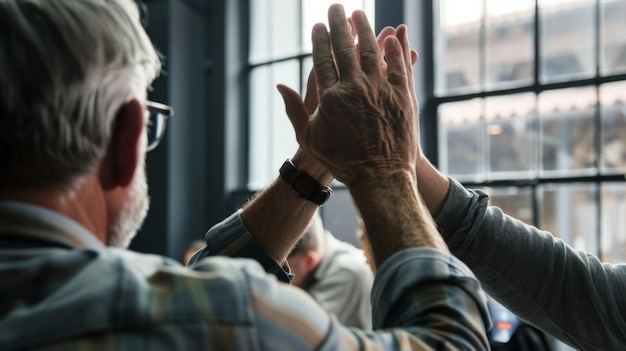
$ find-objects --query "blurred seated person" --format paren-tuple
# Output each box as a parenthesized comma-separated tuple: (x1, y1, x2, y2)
(355, 216, 375, 273)
(287, 212, 374, 329)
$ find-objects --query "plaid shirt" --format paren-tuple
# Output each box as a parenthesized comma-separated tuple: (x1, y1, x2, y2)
(0, 202, 491, 350)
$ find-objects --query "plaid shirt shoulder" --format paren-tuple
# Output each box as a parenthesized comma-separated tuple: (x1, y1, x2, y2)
(0, 208, 491, 350)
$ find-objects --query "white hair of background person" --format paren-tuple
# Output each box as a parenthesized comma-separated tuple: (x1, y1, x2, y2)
(0, 0, 161, 192)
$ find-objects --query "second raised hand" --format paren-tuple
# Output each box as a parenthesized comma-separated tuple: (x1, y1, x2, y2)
(278, 4, 417, 188)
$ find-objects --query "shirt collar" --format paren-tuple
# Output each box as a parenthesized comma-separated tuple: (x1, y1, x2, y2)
(0, 200, 105, 249)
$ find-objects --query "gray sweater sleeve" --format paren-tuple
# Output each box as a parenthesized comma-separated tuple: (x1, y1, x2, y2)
(435, 178, 626, 350)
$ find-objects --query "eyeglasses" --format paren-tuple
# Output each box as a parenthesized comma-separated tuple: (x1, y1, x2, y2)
(145, 101, 173, 152)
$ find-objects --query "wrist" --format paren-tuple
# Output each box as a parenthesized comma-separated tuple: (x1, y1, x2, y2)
(349, 169, 418, 211)
(348, 169, 447, 267)
(415, 155, 451, 216)
(279, 157, 333, 207)
(290, 150, 333, 186)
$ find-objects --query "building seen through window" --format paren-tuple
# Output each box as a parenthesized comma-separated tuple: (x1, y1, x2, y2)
(435, 0, 626, 270)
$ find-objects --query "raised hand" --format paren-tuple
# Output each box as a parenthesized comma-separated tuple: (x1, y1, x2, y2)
(374, 25, 421, 165)
(303, 25, 418, 115)
(278, 4, 417, 188)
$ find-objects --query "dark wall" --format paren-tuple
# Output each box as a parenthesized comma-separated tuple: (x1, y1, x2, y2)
(129, 0, 245, 262)
(130, 0, 171, 258)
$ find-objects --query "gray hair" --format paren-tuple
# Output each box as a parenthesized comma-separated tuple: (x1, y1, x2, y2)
(0, 0, 161, 189)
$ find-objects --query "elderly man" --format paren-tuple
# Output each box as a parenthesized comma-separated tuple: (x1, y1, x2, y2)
(0, 1, 490, 349)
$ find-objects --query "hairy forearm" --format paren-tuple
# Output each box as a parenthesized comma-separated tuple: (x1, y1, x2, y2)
(349, 169, 448, 268)
(241, 151, 333, 263)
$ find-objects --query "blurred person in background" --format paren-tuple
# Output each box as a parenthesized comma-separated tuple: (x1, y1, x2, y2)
(287, 212, 373, 329)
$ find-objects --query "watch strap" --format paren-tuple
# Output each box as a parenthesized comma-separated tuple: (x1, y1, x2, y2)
(279, 159, 332, 206)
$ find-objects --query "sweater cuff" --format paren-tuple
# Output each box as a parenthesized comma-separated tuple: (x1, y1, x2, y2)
(434, 178, 489, 257)
(189, 210, 293, 283)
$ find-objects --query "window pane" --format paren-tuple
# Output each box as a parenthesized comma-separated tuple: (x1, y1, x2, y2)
(600, 81, 626, 173)
(249, 66, 272, 189)
(601, 182, 626, 263)
(539, 183, 598, 254)
(486, 93, 536, 179)
(485, 0, 535, 89)
(248, 1, 376, 190)
(483, 186, 533, 225)
(600, 0, 626, 75)
(539, 0, 596, 83)
(248, 60, 301, 189)
(538, 87, 597, 176)
(249, 0, 301, 64)
(435, 0, 482, 95)
(439, 99, 484, 181)
(302, 0, 375, 53)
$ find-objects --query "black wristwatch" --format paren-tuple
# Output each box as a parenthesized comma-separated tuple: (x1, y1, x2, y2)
(279, 159, 332, 206)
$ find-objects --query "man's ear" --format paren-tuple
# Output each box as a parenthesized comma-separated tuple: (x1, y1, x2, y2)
(100, 99, 144, 189)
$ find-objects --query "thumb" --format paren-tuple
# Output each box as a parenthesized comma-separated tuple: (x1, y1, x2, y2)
(277, 84, 309, 142)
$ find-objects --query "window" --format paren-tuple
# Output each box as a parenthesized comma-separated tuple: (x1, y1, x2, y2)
(434, 0, 626, 263)
(247, 0, 375, 189)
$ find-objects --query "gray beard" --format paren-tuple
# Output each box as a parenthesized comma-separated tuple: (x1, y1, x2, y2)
(107, 166, 150, 248)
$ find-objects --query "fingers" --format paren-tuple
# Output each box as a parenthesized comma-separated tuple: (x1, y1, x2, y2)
(378, 26, 418, 66)
(351, 10, 382, 78)
(411, 50, 418, 65)
(376, 26, 396, 75)
(312, 23, 338, 94)
(276, 84, 309, 142)
(377, 26, 396, 49)
(347, 17, 357, 41)
(395, 25, 415, 92)
(327, 4, 359, 81)
(303, 70, 319, 115)
(383, 36, 408, 89)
